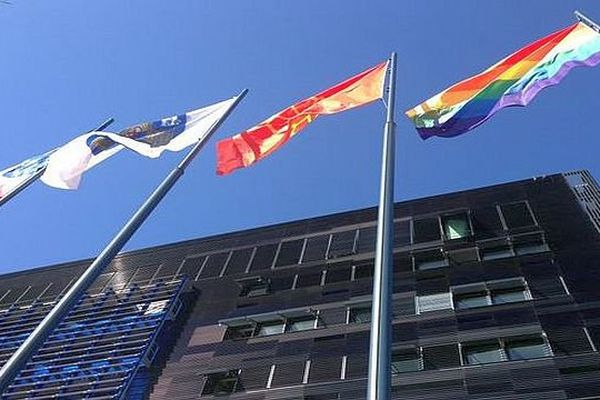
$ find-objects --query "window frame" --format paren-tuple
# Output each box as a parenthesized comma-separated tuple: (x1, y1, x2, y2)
(451, 278, 531, 310)
(462, 340, 506, 365)
(498, 201, 538, 230)
(202, 369, 242, 396)
(441, 211, 473, 241)
(461, 335, 552, 366)
(415, 292, 453, 314)
(412, 216, 443, 244)
(504, 337, 551, 361)
(286, 316, 319, 332)
(224, 310, 320, 339)
(413, 249, 448, 271)
(256, 320, 286, 337)
(348, 304, 372, 324)
(236, 276, 270, 298)
(391, 347, 423, 375)
(224, 323, 257, 340)
(453, 291, 491, 310)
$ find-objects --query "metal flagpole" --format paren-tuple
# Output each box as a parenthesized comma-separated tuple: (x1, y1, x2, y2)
(575, 10, 600, 33)
(367, 52, 397, 400)
(0, 89, 247, 393)
(0, 118, 115, 209)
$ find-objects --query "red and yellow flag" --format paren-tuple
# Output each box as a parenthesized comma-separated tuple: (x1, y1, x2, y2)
(216, 61, 388, 175)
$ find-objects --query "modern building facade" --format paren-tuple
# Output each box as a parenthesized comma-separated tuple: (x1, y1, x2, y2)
(1, 170, 600, 399)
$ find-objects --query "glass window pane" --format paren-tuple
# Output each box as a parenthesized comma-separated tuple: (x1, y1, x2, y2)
(356, 226, 377, 254)
(417, 293, 453, 313)
(391, 350, 420, 374)
(287, 317, 315, 332)
(417, 259, 447, 271)
(225, 324, 255, 340)
(443, 213, 471, 239)
(414, 250, 447, 271)
(514, 243, 550, 255)
(447, 248, 479, 265)
(513, 234, 550, 256)
(481, 245, 513, 261)
(249, 244, 278, 271)
(354, 263, 374, 280)
(464, 343, 503, 364)
(325, 265, 352, 284)
(247, 285, 269, 297)
(413, 217, 441, 243)
(492, 288, 527, 304)
(203, 371, 239, 395)
(394, 220, 411, 247)
(302, 235, 330, 262)
(506, 338, 548, 360)
(500, 202, 536, 229)
(214, 378, 237, 395)
(257, 321, 284, 336)
(238, 278, 270, 297)
(328, 230, 357, 259)
(472, 206, 503, 239)
(454, 292, 489, 309)
(350, 307, 371, 323)
(275, 239, 304, 267)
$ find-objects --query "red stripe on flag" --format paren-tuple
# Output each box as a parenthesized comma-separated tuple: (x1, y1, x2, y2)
(216, 61, 388, 176)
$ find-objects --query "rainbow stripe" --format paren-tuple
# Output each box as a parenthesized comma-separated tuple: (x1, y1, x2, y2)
(406, 22, 600, 139)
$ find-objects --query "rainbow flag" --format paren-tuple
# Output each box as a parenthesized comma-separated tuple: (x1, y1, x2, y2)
(406, 22, 600, 139)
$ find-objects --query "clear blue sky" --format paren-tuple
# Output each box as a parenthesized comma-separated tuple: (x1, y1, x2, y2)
(1, 1, 599, 273)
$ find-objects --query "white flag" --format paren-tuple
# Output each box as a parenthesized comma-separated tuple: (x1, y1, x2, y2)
(41, 97, 236, 190)
(0, 150, 55, 201)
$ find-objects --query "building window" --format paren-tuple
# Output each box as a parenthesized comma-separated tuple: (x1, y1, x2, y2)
(275, 239, 304, 267)
(512, 232, 550, 256)
(422, 344, 461, 370)
(505, 338, 549, 360)
(222, 311, 320, 339)
(416, 292, 453, 314)
(325, 264, 353, 285)
(353, 262, 374, 280)
(446, 247, 479, 266)
(328, 229, 358, 259)
(391, 348, 421, 374)
(237, 277, 270, 297)
(454, 291, 489, 310)
(287, 316, 317, 332)
(249, 244, 278, 271)
(463, 342, 504, 365)
(499, 202, 536, 229)
(224, 324, 255, 340)
(462, 336, 551, 366)
(256, 320, 285, 336)
(479, 241, 513, 261)
(471, 206, 504, 239)
(413, 217, 441, 243)
(414, 250, 448, 271)
(491, 287, 527, 305)
(442, 212, 471, 240)
(394, 219, 412, 247)
(349, 305, 371, 323)
(452, 278, 529, 310)
(202, 370, 241, 395)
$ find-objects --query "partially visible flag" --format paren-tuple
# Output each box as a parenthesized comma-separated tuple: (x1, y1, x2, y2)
(0, 150, 55, 201)
(406, 21, 600, 139)
(216, 61, 388, 175)
(41, 97, 237, 190)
